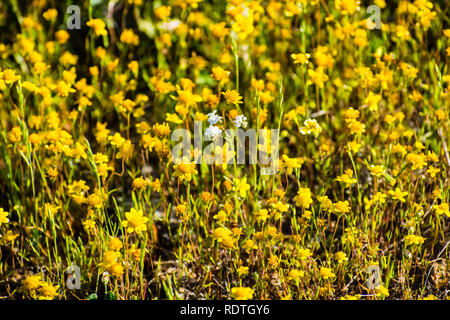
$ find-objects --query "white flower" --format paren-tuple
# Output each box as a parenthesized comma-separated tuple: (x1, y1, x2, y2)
(207, 110, 223, 126)
(159, 19, 181, 32)
(101, 271, 110, 285)
(204, 125, 222, 140)
(233, 115, 248, 128)
(300, 118, 321, 135)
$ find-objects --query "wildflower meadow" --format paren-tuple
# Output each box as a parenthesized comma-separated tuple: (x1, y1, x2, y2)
(0, 0, 449, 301)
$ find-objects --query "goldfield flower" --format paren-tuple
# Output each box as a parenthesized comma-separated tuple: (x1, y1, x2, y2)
(0, 208, 9, 226)
(369, 165, 385, 177)
(212, 227, 234, 248)
(333, 200, 351, 214)
(434, 203, 450, 217)
(294, 187, 313, 208)
(173, 157, 198, 182)
(335, 251, 348, 263)
(288, 269, 304, 282)
(22, 275, 46, 292)
(171, 89, 202, 107)
(231, 287, 254, 300)
(336, 169, 357, 186)
(86, 19, 108, 36)
(307, 67, 328, 88)
(404, 234, 425, 246)
(0, 69, 21, 84)
(55, 30, 69, 44)
(132, 177, 148, 190)
(320, 267, 336, 280)
(222, 89, 243, 106)
(389, 188, 408, 202)
(291, 53, 310, 64)
(376, 284, 389, 297)
(211, 66, 230, 82)
(282, 155, 303, 174)
(154, 5, 172, 20)
(300, 119, 322, 136)
(120, 29, 139, 45)
(43, 9, 58, 21)
(116, 140, 134, 162)
(121, 208, 149, 234)
(237, 266, 249, 277)
(38, 283, 59, 300)
(109, 237, 123, 251)
(234, 177, 250, 198)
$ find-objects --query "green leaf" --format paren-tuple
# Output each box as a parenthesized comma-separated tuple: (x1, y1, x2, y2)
(105, 291, 116, 300)
(88, 293, 98, 300)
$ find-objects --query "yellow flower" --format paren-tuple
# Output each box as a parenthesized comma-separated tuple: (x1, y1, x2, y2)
(120, 28, 139, 45)
(282, 155, 303, 174)
(237, 266, 249, 277)
(173, 157, 198, 182)
(288, 269, 304, 282)
(0, 208, 9, 226)
(347, 140, 362, 154)
(255, 209, 269, 222)
(54, 80, 76, 97)
(231, 287, 254, 300)
(213, 210, 227, 223)
(38, 283, 59, 300)
(86, 19, 108, 36)
(333, 200, 351, 214)
(109, 237, 123, 251)
(222, 89, 243, 106)
(212, 227, 234, 248)
(1, 230, 19, 245)
(55, 30, 69, 44)
(307, 66, 328, 88)
(171, 89, 202, 107)
(291, 53, 310, 64)
(336, 169, 357, 186)
(294, 187, 313, 208)
(235, 177, 250, 198)
(152, 122, 171, 137)
(1, 69, 21, 84)
(154, 5, 172, 20)
(200, 191, 214, 203)
(243, 239, 258, 252)
(132, 177, 148, 190)
(376, 284, 389, 297)
(348, 120, 365, 135)
(102, 250, 120, 268)
(43, 8, 58, 21)
(404, 234, 425, 246)
(320, 267, 336, 280)
(335, 251, 348, 263)
(427, 166, 440, 178)
(122, 208, 149, 234)
(389, 187, 408, 202)
(434, 203, 450, 217)
(116, 139, 134, 162)
(22, 275, 46, 291)
(211, 66, 230, 82)
(110, 263, 124, 277)
(87, 192, 103, 209)
(369, 165, 385, 177)
(166, 113, 183, 124)
(300, 118, 322, 136)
